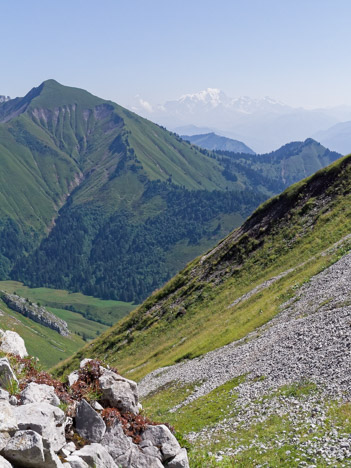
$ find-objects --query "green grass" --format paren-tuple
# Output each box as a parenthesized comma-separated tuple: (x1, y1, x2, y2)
(143, 376, 246, 434)
(53, 152, 351, 382)
(0, 281, 135, 328)
(142, 378, 351, 467)
(0, 297, 85, 368)
(173, 382, 348, 467)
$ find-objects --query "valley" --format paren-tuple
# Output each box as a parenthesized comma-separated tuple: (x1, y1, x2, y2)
(0, 80, 341, 305)
(54, 153, 351, 466)
(0, 281, 134, 367)
(1, 79, 351, 467)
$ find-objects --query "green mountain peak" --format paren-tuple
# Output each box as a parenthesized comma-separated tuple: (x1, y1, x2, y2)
(0, 80, 343, 305)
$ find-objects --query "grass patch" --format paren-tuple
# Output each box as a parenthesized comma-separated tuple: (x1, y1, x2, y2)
(0, 297, 86, 368)
(143, 376, 246, 434)
(0, 281, 135, 328)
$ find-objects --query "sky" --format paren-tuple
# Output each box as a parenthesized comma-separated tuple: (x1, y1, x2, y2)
(1, 0, 351, 109)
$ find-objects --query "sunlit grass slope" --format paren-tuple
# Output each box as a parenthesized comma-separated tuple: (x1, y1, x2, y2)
(54, 153, 351, 381)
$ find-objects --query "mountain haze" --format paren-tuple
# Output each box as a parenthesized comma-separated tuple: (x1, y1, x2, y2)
(181, 132, 255, 154)
(313, 120, 351, 154)
(133, 88, 340, 152)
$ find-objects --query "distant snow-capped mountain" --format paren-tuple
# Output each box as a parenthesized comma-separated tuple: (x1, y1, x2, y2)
(165, 88, 290, 115)
(0, 95, 10, 103)
(131, 88, 341, 153)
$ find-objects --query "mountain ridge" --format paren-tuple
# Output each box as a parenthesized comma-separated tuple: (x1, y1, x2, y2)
(54, 150, 351, 378)
(181, 132, 255, 154)
(53, 149, 351, 466)
(0, 80, 342, 303)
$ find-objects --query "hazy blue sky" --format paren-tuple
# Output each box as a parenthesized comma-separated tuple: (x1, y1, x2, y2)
(2, 0, 351, 108)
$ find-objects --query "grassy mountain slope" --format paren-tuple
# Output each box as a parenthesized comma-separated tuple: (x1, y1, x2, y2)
(0, 293, 86, 368)
(214, 138, 341, 194)
(0, 80, 266, 302)
(0, 80, 342, 305)
(54, 152, 351, 382)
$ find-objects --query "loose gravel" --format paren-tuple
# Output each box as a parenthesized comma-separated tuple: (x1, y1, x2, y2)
(139, 250, 351, 465)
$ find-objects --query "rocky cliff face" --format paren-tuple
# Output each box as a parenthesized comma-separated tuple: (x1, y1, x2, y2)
(0, 292, 69, 336)
(0, 331, 189, 467)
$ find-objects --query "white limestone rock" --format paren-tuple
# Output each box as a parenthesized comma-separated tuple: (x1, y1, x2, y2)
(165, 448, 190, 468)
(75, 399, 106, 443)
(0, 331, 27, 358)
(141, 424, 181, 462)
(20, 382, 60, 406)
(91, 400, 103, 411)
(100, 422, 133, 463)
(43, 447, 66, 467)
(64, 455, 89, 468)
(62, 441, 76, 453)
(67, 370, 79, 387)
(14, 402, 66, 452)
(3, 430, 45, 467)
(79, 359, 93, 369)
(100, 422, 163, 468)
(99, 369, 139, 414)
(0, 388, 9, 401)
(73, 443, 117, 468)
(0, 401, 18, 433)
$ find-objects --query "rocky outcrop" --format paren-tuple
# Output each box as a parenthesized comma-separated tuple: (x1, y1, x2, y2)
(0, 336, 189, 468)
(0, 330, 28, 358)
(0, 292, 69, 336)
(20, 382, 60, 407)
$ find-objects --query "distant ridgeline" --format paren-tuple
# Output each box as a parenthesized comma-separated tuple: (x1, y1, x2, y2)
(0, 80, 342, 302)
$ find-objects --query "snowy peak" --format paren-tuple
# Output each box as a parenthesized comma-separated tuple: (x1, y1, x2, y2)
(178, 88, 229, 108)
(165, 89, 290, 115)
(0, 95, 11, 103)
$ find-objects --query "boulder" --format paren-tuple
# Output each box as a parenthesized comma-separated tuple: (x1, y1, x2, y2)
(0, 331, 28, 358)
(99, 369, 139, 414)
(0, 401, 18, 433)
(73, 443, 117, 468)
(20, 382, 60, 406)
(0, 359, 18, 390)
(141, 444, 163, 460)
(165, 448, 190, 468)
(3, 430, 45, 467)
(0, 455, 13, 467)
(100, 422, 163, 468)
(142, 424, 181, 462)
(64, 455, 89, 468)
(67, 370, 79, 387)
(79, 359, 93, 369)
(100, 422, 133, 462)
(75, 399, 106, 442)
(43, 447, 65, 467)
(14, 402, 66, 452)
